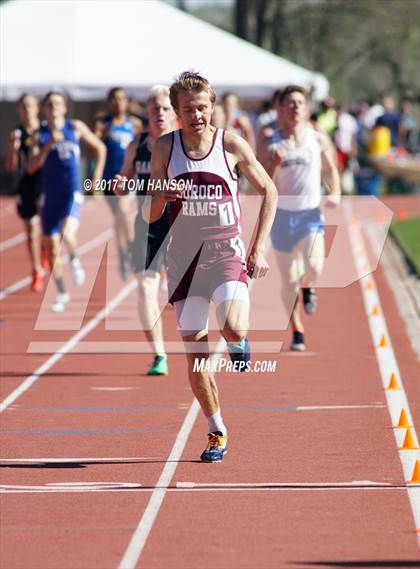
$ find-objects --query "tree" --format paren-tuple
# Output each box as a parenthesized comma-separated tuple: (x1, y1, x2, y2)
(182, 0, 420, 101)
(235, 0, 251, 40)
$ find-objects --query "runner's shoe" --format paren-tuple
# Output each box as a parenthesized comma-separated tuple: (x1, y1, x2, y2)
(200, 432, 228, 462)
(30, 271, 43, 293)
(227, 338, 251, 372)
(51, 292, 70, 313)
(71, 258, 85, 286)
(147, 354, 168, 376)
(302, 287, 317, 315)
(290, 330, 306, 351)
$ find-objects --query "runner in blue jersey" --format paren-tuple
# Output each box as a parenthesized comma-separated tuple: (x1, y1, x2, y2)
(28, 92, 106, 312)
(94, 87, 142, 279)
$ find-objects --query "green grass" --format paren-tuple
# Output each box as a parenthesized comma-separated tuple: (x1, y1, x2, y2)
(390, 217, 420, 277)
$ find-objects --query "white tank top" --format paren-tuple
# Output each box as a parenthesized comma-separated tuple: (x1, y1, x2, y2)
(271, 126, 322, 211)
(167, 128, 241, 242)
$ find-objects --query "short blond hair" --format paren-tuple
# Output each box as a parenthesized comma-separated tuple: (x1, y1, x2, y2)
(147, 85, 170, 104)
(170, 71, 216, 110)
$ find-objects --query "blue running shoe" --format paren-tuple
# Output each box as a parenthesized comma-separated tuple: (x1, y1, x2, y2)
(227, 338, 251, 372)
(200, 432, 228, 462)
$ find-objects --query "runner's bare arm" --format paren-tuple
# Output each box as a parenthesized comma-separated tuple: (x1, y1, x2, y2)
(131, 116, 143, 136)
(257, 133, 285, 178)
(113, 137, 137, 195)
(26, 132, 57, 174)
(73, 119, 107, 189)
(240, 115, 256, 152)
(256, 128, 273, 166)
(317, 130, 341, 205)
(142, 134, 176, 223)
(5, 129, 21, 173)
(225, 131, 278, 278)
(93, 117, 106, 140)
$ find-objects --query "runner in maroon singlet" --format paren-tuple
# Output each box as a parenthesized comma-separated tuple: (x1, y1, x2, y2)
(143, 72, 277, 462)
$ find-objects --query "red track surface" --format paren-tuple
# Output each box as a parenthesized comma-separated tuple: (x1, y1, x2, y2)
(1, 195, 419, 569)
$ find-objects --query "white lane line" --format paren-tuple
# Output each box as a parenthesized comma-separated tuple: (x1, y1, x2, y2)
(348, 215, 420, 533)
(0, 279, 137, 413)
(118, 399, 200, 569)
(0, 232, 26, 252)
(118, 338, 229, 569)
(0, 228, 113, 301)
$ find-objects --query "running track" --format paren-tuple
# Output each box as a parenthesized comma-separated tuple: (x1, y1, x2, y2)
(0, 195, 419, 569)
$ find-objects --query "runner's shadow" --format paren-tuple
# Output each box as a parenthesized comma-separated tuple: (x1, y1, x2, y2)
(0, 371, 136, 377)
(291, 562, 420, 567)
(0, 459, 202, 469)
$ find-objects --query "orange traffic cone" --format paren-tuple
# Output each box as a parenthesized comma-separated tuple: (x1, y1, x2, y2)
(407, 460, 420, 484)
(372, 305, 380, 316)
(379, 334, 388, 348)
(366, 280, 373, 290)
(395, 408, 411, 428)
(387, 373, 400, 390)
(400, 429, 419, 450)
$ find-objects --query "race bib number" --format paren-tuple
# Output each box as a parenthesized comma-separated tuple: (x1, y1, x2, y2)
(218, 201, 234, 226)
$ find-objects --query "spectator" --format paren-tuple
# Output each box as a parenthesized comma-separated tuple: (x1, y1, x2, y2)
(222, 92, 256, 151)
(400, 99, 418, 153)
(376, 96, 401, 147)
(316, 96, 337, 136)
(334, 104, 358, 173)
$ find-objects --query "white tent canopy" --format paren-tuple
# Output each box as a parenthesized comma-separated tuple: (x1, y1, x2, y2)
(0, 0, 329, 101)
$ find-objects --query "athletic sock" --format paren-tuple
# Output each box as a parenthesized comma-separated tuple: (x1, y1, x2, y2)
(154, 341, 166, 357)
(207, 409, 227, 436)
(227, 338, 246, 352)
(54, 276, 66, 294)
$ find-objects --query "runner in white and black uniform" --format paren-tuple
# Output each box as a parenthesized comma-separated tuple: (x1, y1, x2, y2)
(115, 86, 177, 376)
(144, 72, 277, 463)
(131, 134, 170, 277)
(5, 94, 43, 292)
